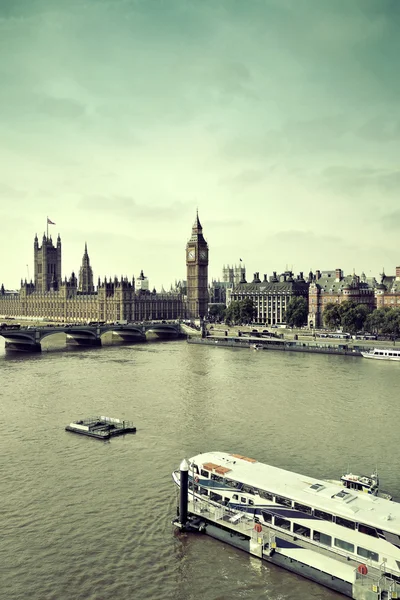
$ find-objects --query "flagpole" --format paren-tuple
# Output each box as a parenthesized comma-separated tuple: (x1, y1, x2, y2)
(46, 216, 48, 239)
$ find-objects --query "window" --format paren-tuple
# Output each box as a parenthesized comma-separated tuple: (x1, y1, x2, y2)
(225, 478, 241, 489)
(314, 509, 333, 522)
(262, 511, 272, 523)
(335, 538, 354, 553)
(275, 495, 292, 507)
(358, 524, 378, 538)
(210, 492, 223, 503)
(249, 499, 254, 506)
(294, 502, 312, 515)
(242, 484, 255, 495)
(211, 473, 224, 482)
(241, 497, 246, 504)
(310, 483, 325, 491)
(275, 516, 291, 530)
(233, 494, 238, 501)
(313, 531, 332, 546)
(200, 469, 209, 478)
(357, 547, 379, 562)
(259, 490, 273, 500)
(293, 523, 310, 538)
(336, 516, 355, 530)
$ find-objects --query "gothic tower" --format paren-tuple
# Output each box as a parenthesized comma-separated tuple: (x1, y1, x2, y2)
(78, 243, 94, 293)
(34, 233, 62, 292)
(186, 212, 209, 320)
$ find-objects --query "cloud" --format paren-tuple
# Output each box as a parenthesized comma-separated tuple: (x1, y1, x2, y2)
(320, 166, 400, 195)
(77, 195, 191, 222)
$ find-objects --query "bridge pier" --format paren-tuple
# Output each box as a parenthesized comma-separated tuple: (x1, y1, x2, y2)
(5, 341, 42, 353)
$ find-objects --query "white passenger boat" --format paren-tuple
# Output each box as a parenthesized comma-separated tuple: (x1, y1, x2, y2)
(339, 471, 392, 501)
(361, 348, 400, 361)
(173, 451, 400, 598)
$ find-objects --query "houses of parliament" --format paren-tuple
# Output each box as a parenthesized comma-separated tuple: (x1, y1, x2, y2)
(0, 215, 209, 323)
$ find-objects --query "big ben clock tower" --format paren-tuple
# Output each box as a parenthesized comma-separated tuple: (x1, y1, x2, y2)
(186, 212, 209, 321)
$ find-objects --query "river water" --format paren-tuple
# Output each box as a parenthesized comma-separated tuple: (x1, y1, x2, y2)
(1, 336, 399, 600)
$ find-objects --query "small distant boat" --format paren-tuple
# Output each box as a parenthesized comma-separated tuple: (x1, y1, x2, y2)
(328, 471, 392, 501)
(361, 348, 400, 361)
(252, 343, 263, 350)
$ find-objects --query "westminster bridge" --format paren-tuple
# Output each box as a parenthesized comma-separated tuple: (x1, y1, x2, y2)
(0, 322, 184, 353)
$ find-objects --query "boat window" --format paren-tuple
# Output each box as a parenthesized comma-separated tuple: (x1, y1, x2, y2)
(358, 524, 378, 538)
(242, 484, 255, 495)
(275, 516, 291, 531)
(211, 474, 224, 483)
(225, 478, 241, 489)
(262, 511, 272, 524)
(259, 490, 273, 501)
(293, 523, 310, 538)
(314, 509, 333, 522)
(313, 531, 332, 546)
(294, 502, 312, 515)
(210, 492, 223, 503)
(336, 516, 356, 530)
(192, 464, 199, 475)
(233, 494, 238, 501)
(248, 499, 254, 506)
(357, 547, 379, 562)
(189, 481, 193, 490)
(241, 497, 246, 504)
(200, 488, 208, 496)
(335, 538, 354, 553)
(201, 469, 209, 478)
(275, 495, 292, 507)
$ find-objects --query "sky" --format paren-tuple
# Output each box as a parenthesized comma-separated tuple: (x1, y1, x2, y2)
(0, 0, 399, 291)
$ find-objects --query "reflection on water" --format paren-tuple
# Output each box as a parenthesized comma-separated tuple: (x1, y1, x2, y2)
(1, 339, 399, 599)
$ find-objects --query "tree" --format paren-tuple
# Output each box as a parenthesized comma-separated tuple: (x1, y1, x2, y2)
(240, 298, 255, 324)
(224, 300, 242, 325)
(382, 308, 400, 341)
(284, 296, 308, 328)
(208, 304, 226, 323)
(365, 308, 389, 334)
(323, 303, 342, 330)
(224, 299, 255, 325)
(339, 302, 371, 335)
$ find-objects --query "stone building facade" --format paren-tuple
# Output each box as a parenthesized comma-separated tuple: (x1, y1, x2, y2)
(0, 216, 208, 323)
(307, 269, 377, 329)
(375, 267, 400, 309)
(229, 270, 309, 326)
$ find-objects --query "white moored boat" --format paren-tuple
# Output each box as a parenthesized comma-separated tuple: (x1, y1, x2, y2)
(173, 451, 400, 599)
(327, 471, 393, 502)
(361, 348, 400, 361)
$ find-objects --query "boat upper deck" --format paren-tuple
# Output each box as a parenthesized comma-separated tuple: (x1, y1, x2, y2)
(190, 451, 399, 533)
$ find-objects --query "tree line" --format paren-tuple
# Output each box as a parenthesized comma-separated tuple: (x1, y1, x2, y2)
(323, 301, 400, 337)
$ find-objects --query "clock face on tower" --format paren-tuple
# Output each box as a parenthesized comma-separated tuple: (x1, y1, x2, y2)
(187, 248, 195, 261)
(199, 250, 207, 260)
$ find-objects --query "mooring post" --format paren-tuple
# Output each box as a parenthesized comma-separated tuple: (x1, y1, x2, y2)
(179, 459, 189, 527)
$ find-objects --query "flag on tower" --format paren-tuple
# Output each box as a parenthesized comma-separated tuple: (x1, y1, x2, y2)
(239, 258, 243, 262)
(47, 217, 55, 225)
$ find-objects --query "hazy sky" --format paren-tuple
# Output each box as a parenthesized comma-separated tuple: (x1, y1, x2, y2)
(1, 0, 399, 290)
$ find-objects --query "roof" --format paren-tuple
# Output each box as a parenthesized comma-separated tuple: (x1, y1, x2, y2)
(191, 451, 399, 533)
(232, 281, 308, 294)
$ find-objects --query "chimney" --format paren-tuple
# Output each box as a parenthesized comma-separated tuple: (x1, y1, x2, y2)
(396, 267, 400, 281)
(315, 270, 321, 280)
(263, 274, 267, 282)
(335, 268, 342, 282)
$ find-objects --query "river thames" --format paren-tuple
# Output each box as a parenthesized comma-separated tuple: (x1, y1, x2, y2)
(1, 336, 399, 600)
